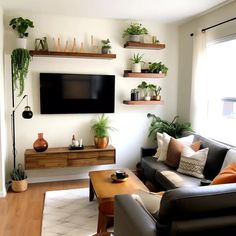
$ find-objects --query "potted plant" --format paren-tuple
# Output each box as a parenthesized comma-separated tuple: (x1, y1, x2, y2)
(122, 22, 148, 42)
(11, 163, 28, 192)
(9, 17, 34, 49)
(91, 114, 115, 149)
(137, 81, 151, 100)
(149, 84, 162, 101)
(148, 62, 168, 74)
(101, 39, 112, 54)
(11, 48, 31, 97)
(147, 113, 193, 140)
(130, 53, 144, 73)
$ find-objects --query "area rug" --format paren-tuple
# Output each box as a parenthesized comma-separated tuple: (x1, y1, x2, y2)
(41, 188, 98, 236)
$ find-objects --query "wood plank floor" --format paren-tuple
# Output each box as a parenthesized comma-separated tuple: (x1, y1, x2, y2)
(0, 179, 89, 236)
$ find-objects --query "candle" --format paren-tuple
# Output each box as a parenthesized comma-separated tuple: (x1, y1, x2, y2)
(79, 138, 83, 147)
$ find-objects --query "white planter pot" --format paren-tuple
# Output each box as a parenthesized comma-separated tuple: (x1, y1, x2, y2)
(144, 96, 151, 101)
(129, 35, 140, 42)
(16, 38, 27, 49)
(132, 63, 141, 73)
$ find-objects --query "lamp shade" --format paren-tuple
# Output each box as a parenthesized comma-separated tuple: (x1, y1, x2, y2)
(22, 106, 33, 119)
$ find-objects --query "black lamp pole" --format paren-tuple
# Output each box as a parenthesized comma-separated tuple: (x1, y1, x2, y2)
(11, 95, 33, 169)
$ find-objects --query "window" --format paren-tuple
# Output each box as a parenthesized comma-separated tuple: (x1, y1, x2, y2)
(206, 36, 236, 145)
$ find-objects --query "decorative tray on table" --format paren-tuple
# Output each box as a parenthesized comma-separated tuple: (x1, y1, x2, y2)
(68, 145, 84, 150)
(111, 173, 129, 183)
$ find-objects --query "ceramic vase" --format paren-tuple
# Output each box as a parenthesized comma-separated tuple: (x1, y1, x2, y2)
(94, 136, 109, 149)
(16, 38, 27, 49)
(132, 63, 141, 73)
(33, 133, 48, 152)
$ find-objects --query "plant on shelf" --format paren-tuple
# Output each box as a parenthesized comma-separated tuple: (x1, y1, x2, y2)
(11, 48, 31, 97)
(101, 38, 112, 54)
(149, 84, 162, 101)
(10, 163, 28, 192)
(148, 62, 168, 74)
(9, 17, 34, 38)
(130, 53, 144, 73)
(122, 22, 148, 42)
(9, 17, 34, 49)
(91, 114, 116, 149)
(147, 113, 193, 140)
(137, 81, 152, 100)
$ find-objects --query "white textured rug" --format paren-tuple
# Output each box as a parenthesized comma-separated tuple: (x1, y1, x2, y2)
(41, 188, 98, 236)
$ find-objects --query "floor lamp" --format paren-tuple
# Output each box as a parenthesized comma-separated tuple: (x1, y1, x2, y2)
(11, 94, 33, 169)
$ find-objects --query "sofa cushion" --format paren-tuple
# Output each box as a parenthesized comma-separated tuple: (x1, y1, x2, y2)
(193, 134, 230, 180)
(165, 138, 201, 169)
(154, 169, 201, 190)
(221, 149, 236, 170)
(158, 133, 194, 161)
(132, 189, 163, 215)
(211, 163, 236, 185)
(177, 146, 209, 179)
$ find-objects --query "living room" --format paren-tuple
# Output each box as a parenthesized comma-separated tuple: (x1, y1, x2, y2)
(0, 0, 236, 236)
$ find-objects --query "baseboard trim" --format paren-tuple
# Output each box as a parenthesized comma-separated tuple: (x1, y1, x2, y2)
(0, 189, 6, 198)
(28, 173, 89, 184)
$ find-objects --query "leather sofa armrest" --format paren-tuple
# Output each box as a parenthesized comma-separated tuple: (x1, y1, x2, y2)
(141, 147, 156, 158)
(114, 194, 157, 236)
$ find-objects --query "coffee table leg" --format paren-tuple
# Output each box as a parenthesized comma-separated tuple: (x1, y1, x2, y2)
(89, 179, 95, 201)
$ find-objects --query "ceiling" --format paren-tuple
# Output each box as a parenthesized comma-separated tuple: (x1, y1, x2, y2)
(0, 0, 231, 24)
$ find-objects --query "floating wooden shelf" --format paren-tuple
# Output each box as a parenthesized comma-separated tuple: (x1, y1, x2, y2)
(124, 70, 166, 78)
(123, 100, 164, 105)
(29, 50, 116, 59)
(124, 42, 165, 50)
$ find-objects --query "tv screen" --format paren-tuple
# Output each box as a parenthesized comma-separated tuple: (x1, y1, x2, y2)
(40, 73, 115, 114)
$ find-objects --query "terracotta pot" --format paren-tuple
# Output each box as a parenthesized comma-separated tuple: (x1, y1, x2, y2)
(94, 136, 109, 149)
(12, 179, 28, 192)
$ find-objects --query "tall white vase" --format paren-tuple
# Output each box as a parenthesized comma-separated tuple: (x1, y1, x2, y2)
(16, 38, 27, 49)
(132, 63, 141, 73)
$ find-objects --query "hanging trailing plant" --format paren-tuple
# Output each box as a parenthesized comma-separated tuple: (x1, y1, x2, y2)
(11, 48, 31, 97)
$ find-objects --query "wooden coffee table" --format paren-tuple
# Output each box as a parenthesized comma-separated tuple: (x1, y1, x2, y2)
(89, 168, 148, 202)
(89, 169, 148, 233)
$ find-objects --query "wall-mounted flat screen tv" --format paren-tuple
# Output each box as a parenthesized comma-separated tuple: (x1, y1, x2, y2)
(40, 73, 115, 114)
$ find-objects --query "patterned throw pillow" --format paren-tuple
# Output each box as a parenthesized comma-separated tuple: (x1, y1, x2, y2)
(165, 138, 201, 169)
(177, 146, 209, 178)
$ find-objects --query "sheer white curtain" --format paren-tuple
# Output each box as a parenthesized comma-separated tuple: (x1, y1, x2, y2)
(190, 31, 209, 135)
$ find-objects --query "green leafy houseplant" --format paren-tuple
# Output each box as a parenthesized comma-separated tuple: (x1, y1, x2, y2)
(122, 22, 148, 38)
(11, 48, 31, 97)
(91, 114, 116, 148)
(148, 62, 168, 74)
(130, 53, 144, 64)
(147, 113, 193, 139)
(9, 17, 34, 38)
(101, 39, 111, 49)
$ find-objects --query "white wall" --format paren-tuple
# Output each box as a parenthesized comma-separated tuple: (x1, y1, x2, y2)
(178, 1, 236, 122)
(3, 13, 178, 182)
(0, 7, 6, 197)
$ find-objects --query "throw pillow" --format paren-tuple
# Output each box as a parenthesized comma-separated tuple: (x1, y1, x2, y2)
(132, 189, 163, 215)
(220, 149, 236, 170)
(158, 133, 194, 161)
(211, 163, 236, 185)
(177, 146, 209, 178)
(165, 138, 201, 169)
(153, 132, 164, 158)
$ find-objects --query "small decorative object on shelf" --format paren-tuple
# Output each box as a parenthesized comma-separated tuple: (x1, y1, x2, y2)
(122, 22, 148, 43)
(149, 84, 162, 101)
(69, 134, 84, 150)
(79, 42, 85, 53)
(131, 89, 139, 101)
(35, 37, 48, 51)
(33, 133, 48, 152)
(101, 38, 112, 54)
(90, 35, 99, 53)
(53, 37, 62, 52)
(71, 38, 77, 52)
